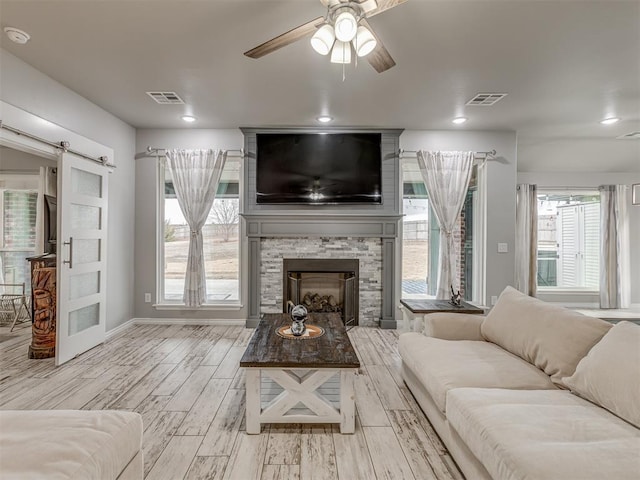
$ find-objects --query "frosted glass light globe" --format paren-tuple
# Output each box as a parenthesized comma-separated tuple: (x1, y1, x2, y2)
(311, 24, 335, 55)
(334, 11, 358, 42)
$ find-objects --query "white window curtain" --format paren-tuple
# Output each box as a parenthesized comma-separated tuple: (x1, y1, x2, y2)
(165, 149, 227, 307)
(599, 185, 630, 308)
(515, 184, 538, 296)
(416, 150, 474, 299)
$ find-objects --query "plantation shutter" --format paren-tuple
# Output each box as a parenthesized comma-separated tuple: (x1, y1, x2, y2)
(583, 202, 600, 289)
(557, 205, 579, 287)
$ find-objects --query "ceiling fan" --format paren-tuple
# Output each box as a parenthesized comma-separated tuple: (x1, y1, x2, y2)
(244, 0, 407, 73)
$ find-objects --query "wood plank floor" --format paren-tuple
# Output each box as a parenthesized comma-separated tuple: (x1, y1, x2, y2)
(0, 321, 464, 480)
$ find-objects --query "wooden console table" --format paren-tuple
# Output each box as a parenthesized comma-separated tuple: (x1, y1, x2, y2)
(399, 298, 485, 332)
(27, 255, 57, 359)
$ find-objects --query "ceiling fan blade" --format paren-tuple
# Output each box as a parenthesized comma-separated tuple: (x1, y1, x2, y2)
(244, 16, 325, 59)
(366, 0, 408, 18)
(360, 19, 396, 73)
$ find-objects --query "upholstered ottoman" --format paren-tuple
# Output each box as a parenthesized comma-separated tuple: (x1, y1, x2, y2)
(0, 410, 143, 479)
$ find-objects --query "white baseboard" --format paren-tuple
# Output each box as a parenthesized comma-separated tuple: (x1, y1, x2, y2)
(132, 318, 246, 326)
(106, 318, 136, 340)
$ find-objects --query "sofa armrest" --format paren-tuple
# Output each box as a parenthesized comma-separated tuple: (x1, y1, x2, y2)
(423, 313, 486, 341)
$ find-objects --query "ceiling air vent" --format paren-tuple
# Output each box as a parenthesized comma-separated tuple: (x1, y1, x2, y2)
(466, 93, 508, 106)
(616, 131, 640, 140)
(146, 91, 185, 105)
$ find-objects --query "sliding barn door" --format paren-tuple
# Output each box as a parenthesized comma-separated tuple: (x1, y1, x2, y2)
(56, 153, 108, 365)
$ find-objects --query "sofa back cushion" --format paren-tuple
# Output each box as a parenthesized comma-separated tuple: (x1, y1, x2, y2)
(481, 286, 611, 384)
(563, 321, 640, 428)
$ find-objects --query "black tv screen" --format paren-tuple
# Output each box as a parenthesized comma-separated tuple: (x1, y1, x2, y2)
(256, 133, 382, 204)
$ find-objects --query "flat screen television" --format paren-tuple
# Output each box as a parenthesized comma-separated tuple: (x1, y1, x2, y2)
(256, 133, 382, 204)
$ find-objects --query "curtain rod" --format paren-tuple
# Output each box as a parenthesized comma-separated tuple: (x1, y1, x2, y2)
(398, 149, 497, 160)
(144, 147, 245, 158)
(0, 120, 115, 168)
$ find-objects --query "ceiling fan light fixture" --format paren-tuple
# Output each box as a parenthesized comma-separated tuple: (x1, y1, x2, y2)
(334, 11, 358, 42)
(311, 24, 335, 55)
(330, 40, 352, 64)
(353, 25, 377, 57)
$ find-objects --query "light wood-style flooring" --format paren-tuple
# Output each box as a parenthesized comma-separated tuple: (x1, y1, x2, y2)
(0, 321, 463, 480)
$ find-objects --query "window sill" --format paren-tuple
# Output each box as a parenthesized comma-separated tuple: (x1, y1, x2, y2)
(537, 289, 598, 295)
(153, 303, 243, 311)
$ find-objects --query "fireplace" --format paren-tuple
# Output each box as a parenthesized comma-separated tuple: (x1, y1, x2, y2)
(283, 258, 359, 326)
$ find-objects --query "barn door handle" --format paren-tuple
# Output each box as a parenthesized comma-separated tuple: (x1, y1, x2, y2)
(63, 237, 73, 269)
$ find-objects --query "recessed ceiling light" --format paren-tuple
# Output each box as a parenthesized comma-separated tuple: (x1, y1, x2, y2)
(317, 116, 333, 123)
(181, 115, 196, 123)
(600, 117, 620, 125)
(4, 27, 30, 45)
(452, 117, 468, 125)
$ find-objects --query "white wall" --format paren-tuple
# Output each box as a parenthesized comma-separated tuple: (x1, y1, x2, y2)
(400, 130, 518, 307)
(135, 129, 244, 319)
(518, 171, 640, 305)
(1, 49, 136, 331)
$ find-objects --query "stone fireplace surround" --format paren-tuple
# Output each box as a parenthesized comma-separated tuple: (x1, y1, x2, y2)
(244, 214, 401, 329)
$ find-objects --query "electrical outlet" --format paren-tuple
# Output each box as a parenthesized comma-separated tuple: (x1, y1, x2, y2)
(144, 293, 151, 303)
(491, 295, 498, 305)
(497, 242, 508, 253)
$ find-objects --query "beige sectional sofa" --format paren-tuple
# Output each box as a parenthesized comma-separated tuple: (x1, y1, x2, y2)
(399, 286, 640, 480)
(0, 410, 143, 479)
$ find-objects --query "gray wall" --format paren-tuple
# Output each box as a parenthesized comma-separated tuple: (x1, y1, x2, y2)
(1, 49, 136, 332)
(135, 127, 516, 320)
(0, 147, 57, 171)
(134, 128, 244, 320)
(518, 171, 640, 305)
(400, 130, 518, 308)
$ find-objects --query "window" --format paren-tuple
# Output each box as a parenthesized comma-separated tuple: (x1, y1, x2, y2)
(0, 188, 38, 295)
(160, 158, 240, 304)
(401, 158, 477, 300)
(537, 190, 600, 290)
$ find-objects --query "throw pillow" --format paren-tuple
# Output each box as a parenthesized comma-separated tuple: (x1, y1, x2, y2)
(481, 286, 612, 384)
(563, 321, 640, 428)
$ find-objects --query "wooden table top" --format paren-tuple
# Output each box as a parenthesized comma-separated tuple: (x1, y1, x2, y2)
(400, 298, 485, 314)
(240, 313, 360, 369)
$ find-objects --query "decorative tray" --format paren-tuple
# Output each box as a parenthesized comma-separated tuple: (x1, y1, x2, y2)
(276, 324, 325, 340)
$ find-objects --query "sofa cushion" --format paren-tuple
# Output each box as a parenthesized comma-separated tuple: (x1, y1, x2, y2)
(481, 286, 611, 384)
(399, 332, 556, 413)
(447, 388, 640, 480)
(563, 321, 640, 428)
(0, 410, 143, 480)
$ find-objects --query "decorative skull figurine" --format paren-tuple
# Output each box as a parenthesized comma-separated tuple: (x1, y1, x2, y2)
(290, 304, 308, 336)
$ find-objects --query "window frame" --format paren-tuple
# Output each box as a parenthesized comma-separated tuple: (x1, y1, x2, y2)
(156, 158, 243, 309)
(400, 157, 483, 303)
(536, 188, 600, 294)
(0, 184, 39, 292)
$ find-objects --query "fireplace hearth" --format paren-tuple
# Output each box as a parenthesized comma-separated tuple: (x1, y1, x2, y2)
(283, 258, 359, 326)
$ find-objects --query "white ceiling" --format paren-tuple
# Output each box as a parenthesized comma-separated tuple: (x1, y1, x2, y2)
(0, 0, 638, 172)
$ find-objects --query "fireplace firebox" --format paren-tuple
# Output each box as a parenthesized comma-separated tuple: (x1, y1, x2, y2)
(283, 259, 359, 327)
